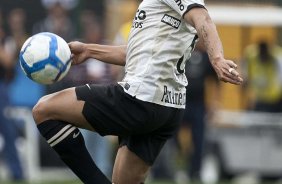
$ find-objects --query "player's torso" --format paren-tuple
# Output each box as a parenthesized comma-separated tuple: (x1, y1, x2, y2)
(119, 0, 199, 109)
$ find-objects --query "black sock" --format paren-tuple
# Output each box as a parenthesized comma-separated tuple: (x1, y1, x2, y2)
(37, 120, 111, 184)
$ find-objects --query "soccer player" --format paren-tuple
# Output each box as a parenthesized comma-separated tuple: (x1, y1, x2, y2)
(32, 0, 243, 183)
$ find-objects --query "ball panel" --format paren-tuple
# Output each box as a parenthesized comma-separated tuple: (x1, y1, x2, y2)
(20, 56, 54, 78)
(39, 32, 70, 75)
(31, 64, 60, 84)
(22, 35, 51, 67)
(57, 61, 71, 82)
(55, 35, 72, 64)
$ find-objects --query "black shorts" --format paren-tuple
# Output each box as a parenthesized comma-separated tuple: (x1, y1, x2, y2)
(75, 83, 184, 165)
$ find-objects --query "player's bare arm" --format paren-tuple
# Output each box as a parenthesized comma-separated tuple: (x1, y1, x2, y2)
(184, 8, 243, 85)
(69, 41, 126, 66)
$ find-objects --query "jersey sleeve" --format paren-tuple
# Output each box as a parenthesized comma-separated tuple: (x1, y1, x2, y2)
(161, 0, 206, 17)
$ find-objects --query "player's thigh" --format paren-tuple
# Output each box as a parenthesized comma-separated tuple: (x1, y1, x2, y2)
(33, 87, 94, 131)
(112, 146, 150, 184)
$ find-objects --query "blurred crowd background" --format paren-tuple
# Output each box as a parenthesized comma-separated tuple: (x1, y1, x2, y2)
(1, 0, 282, 184)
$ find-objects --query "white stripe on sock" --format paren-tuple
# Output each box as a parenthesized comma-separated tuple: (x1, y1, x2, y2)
(50, 127, 77, 147)
(47, 124, 73, 144)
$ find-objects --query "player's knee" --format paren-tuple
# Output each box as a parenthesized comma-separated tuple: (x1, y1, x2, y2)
(32, 95, 52, 124)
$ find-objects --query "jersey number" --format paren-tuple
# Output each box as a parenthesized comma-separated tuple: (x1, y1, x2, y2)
(176, 35, 198, 74)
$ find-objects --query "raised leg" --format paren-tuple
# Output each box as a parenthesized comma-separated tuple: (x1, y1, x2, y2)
(32, 87, 111, 184)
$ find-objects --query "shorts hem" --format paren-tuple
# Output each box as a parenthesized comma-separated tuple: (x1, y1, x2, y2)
(119, 142, 154, 166)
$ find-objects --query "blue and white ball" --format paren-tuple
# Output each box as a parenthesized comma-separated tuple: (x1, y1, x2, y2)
(19, 32, 72, 84)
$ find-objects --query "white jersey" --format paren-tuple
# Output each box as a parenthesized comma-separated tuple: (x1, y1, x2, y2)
(119, 0, 205, 109)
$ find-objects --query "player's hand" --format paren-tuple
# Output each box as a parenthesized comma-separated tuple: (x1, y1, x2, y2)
(68, 41, 89, 65)
(211, 58, 243, 85)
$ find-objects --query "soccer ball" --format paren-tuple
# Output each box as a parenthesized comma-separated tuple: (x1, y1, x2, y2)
(19, 32, 72, 84)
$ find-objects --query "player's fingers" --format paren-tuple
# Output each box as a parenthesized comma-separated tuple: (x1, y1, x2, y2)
(71, 58, 77, 65)
(224, 69, 237, 79)
(73, 53, 88, 65)
(68, 41, 83, 53)
(220, 75, 242, 85)
(238, 76, 243, 82)
(224, 69, 243, 83)
(68, 42, 74, 50)
(70, 54, 76, 65)
(71, 55, 83, 65)
(225, 60, 237, 69)
(228, 67, 239, 77)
